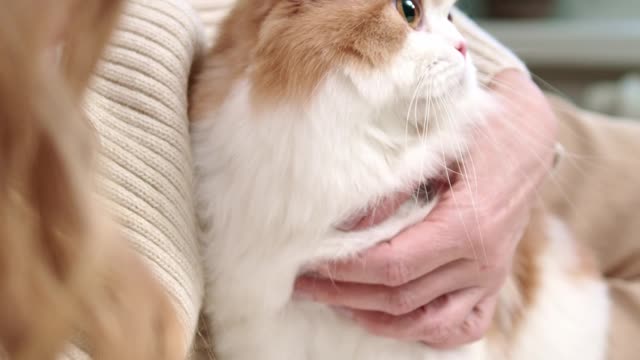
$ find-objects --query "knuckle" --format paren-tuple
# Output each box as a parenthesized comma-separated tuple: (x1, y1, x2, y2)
(381, 259, 410, 287)
(483, 261, 510, 286)
(477, 257, 508, 281)
(464, 325, 485, 343)
(462, 314, 492, 342)
(386, 290, 416, 316)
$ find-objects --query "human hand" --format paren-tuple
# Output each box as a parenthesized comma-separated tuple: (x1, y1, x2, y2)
(294, 69, 558, 349)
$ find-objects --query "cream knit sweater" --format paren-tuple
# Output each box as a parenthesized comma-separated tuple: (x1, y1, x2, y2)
(70, 0, 525, 358)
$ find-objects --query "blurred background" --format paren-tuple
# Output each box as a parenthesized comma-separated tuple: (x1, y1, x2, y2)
(458, 0, 640, 119)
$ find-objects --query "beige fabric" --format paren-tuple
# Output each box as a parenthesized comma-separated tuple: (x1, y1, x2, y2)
(542, 95, 640, 359)
(85, 0, 206, 354)
(189, 0, 235, 43)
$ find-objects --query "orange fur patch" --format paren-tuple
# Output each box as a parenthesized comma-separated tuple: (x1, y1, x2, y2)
(511, 210, 547, 312)
(190, 0, 409, 119)
(488, 209, 604, 355)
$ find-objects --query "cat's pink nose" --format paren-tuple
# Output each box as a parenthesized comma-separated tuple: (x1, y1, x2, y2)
(455, 41, 467, 58)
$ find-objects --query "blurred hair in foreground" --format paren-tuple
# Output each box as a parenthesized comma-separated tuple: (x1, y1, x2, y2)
(0, 1, 184, 359)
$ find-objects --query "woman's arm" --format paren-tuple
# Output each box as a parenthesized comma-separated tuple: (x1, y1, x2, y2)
(542, 95, 640, 358)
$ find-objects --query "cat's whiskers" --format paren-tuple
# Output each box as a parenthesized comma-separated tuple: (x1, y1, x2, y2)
(473, 82, 611, 224)
(484, 80, 625, 162)
(481, 80, 623, 170)
(529, 72, 571, 103)
(414, 76, 429, 206)
(480, 79, 602, 156)
(479, 81, 558, 144)
(476, 83, 579, 212)
(415, 72, 435, 207)
(405, 70, 429, 152)
(443, 91, 489, 265)
(456, 100, 556, 214)
(466, 110, 562, 225)
(439, 93, 484, 258)
(432, 92, 479, 263)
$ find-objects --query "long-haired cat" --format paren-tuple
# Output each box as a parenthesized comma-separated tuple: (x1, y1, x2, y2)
(190, 0, 610, 359)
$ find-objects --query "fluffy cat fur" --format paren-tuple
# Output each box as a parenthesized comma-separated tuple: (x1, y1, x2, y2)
(189, 0, 610, 359)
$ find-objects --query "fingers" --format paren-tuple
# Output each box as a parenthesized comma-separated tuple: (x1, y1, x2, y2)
(417, 289, 488, 348)
(343, 288, 496, 347)
(427, 294, 499, 349)
(314, 207, 473, 286)
(295, 259, 485, 316)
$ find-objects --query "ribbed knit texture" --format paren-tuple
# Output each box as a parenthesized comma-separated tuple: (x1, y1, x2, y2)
(61, 1, 206, 358)
(189, 0, 235, 44)
(90, 0, 205, 340)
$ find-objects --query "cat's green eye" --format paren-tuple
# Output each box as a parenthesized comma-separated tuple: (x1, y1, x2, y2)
(396, 0, 421, 28)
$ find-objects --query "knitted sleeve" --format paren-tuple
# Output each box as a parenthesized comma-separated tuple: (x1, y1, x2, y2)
(81, 0, 205, 354)
(188, 0, 235, 43)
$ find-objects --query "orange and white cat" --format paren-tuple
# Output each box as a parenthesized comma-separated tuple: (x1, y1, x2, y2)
(190, 1, 610, 359)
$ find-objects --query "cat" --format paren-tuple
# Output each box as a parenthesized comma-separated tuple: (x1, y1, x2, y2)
(189, 0, 610, 359)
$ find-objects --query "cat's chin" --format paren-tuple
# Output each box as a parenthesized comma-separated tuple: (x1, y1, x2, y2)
(418, 59, 478, 98)
(412, 75, 481, 116)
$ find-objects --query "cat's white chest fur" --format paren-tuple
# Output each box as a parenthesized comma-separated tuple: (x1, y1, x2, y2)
(192, 71, 482, 359)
